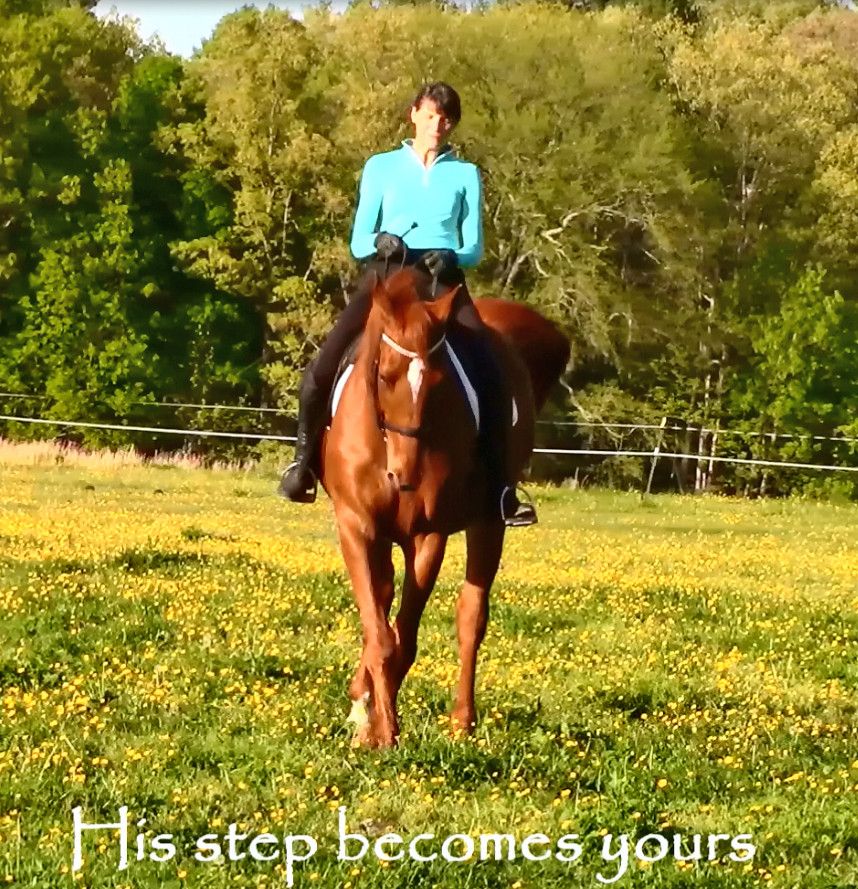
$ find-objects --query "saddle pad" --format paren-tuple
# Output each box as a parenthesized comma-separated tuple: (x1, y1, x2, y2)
(330, 343, 518, 430)
(330, 364, 355, 420)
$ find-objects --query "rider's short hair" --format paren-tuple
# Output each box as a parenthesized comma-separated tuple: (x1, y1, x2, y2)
(411, 82, 462, 125)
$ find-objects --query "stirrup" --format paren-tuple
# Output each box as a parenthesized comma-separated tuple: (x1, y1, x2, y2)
(279, 462, 318, 504)
(500, 485, 538, 527)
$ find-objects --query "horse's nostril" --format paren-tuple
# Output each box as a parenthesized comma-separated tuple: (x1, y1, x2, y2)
(386, 472, 415, 493)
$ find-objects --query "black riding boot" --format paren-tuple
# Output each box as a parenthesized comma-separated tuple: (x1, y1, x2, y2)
(486, 401, 538, 528)
(278, 271, 378, 503)
(278, 367, 328, 503)
(465, 328, 537, 528)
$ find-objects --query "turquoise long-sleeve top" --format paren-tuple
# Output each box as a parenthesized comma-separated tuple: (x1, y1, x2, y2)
(349, 140, 484, 268)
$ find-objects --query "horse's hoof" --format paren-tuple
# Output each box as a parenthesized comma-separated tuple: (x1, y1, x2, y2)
(347, 693, 374, 747)
(372, 730, 399, 749)
(346, 693, 371, 730)
(350, 726, 374, 749)
(450, 709, 477, 735)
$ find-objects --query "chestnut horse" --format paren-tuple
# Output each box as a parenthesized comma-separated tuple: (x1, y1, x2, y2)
(319, 268, 569, 747)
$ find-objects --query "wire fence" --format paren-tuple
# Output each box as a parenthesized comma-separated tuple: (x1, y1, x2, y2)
(0, 392, 858, 443)
(0, 414, 295, 442)
(2, 390, 857, 445)
(2, 412, 857, 479)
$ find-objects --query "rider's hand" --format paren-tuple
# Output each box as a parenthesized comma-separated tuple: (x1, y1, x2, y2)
(421, 248, 458, 279)
(374, 232, 406, 261)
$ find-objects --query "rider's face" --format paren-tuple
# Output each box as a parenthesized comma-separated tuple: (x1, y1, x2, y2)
(410, 99, 455, 148)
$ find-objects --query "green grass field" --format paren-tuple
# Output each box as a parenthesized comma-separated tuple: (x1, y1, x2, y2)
(2, 451, 857, 888)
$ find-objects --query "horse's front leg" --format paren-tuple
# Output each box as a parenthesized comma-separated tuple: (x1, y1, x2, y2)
(393, 532, 447, 692)
(347, 539, 394, 738)
(452, 520, 504, 733)
(337, 513, 398, 747)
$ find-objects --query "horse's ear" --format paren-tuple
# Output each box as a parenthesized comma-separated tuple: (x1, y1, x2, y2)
(425, 284, 460, 325)
(369, 272, 395, 323)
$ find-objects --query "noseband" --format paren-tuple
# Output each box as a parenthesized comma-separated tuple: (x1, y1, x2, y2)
(376, 331, 447, 439)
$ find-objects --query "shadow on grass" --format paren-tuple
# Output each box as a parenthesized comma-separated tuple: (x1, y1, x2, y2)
(111, 548, 214, 572)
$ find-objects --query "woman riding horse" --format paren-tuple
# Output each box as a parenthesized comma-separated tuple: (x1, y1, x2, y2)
(279, 81, 537, 527)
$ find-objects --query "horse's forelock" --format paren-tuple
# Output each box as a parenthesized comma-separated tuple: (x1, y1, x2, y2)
(379, 269, 420, 311)
(373, 269, 434, 351)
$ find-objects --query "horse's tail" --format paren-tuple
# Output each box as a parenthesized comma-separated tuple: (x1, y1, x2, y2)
(475, 298, 570, 411)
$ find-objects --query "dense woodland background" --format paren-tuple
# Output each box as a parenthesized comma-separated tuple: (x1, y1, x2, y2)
(1, 0, 857, 495)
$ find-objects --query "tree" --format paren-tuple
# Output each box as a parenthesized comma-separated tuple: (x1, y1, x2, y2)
(111, 53, 263, 427)
(0, 0, 98, 14)
(167, 7, 344, 410)
(0, 3, 260, 449)
(14, 159, 153, 445)
(312, 5, 700, 364)
(729, 266, 858, 495)
(0, 5, 140, 428)
(814, 126, 858, 268)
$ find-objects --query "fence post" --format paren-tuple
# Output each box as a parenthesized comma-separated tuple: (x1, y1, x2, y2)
(645, 416, 669, 496)
(695, 424, 706, 492)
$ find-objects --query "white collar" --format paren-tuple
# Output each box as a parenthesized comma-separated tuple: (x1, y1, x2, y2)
(401, 139, 455, 171)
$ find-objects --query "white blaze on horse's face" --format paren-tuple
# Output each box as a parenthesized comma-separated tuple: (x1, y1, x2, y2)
(406, 357, 425, 405)
(381, 332, 444, 409)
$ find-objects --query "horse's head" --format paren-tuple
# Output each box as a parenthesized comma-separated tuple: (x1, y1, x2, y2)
(367, 268, 459, 493)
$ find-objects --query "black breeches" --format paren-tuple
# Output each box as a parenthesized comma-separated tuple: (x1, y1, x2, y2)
(307, 268, 380, 391)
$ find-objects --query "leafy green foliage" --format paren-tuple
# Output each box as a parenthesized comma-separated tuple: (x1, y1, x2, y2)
(731, 266, 858, 477)
(1, 0, 857, 490)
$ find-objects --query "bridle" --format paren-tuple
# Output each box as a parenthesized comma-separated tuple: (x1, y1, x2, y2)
(375, 330, 447, 440)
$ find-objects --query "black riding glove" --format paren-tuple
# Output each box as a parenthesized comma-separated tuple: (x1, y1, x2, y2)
(421, 248, 458, 280)
(374, 232, 406, 261)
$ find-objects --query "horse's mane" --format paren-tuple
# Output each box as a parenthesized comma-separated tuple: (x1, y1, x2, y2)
(374, 268, 431, 330)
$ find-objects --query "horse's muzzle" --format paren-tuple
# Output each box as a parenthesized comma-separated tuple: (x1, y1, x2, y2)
(387, 471, 417, 494)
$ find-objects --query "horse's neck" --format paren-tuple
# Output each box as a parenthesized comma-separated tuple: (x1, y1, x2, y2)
(354, 312, 383, 383)
(344, 314, 386, 429)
